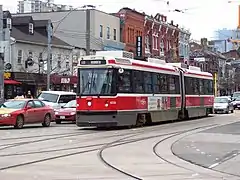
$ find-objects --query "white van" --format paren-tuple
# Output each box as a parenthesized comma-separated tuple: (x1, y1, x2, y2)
(37, 91, 76, 110)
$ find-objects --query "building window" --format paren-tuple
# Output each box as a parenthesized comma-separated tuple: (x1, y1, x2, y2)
(7, 18, 12, 29)
(100, 25, 103, 38)
(57, 54, 61, 68)
(29, 23, 33, 34)
(145, 35, 150, 52)
(107, 27, 110, 39)
(152, 33, 158, 50)
(66, 62, 70, 69)
(17, 50, 23, 64)
(113, 29, 116, 40)
(50, 54, 52, 69)
(160, 40, 164, 56)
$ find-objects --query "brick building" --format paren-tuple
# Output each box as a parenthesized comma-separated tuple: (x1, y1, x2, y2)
(116, 8, 145, 58)
(144, 13, 180, 62)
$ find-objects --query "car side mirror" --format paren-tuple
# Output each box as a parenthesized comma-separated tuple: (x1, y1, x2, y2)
(26, 106, 32, 110)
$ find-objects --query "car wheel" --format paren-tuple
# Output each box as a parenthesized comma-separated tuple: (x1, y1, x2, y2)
(14, 115, 24, 129)
(231, 109, 234, 113)
(226, 108, 229, 114)
(42, 114, 51, 127)
(55, 119, 61, 124)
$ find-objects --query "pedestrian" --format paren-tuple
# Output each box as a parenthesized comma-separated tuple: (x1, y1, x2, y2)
(25, 90, 33, 99)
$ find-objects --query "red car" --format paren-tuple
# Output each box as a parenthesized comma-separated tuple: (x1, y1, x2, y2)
(0, 98, 55, 129)
(55, 100, 76, 124)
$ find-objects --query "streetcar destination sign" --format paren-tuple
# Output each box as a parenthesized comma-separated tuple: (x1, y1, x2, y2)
(80, 60, 106, 65)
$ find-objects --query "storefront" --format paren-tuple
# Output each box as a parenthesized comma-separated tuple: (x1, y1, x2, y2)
(50, 74, 77, 92)
(3, 72, 22, 99)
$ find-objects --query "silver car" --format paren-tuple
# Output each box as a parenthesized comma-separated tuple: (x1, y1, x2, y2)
(214, 96, 234, 114)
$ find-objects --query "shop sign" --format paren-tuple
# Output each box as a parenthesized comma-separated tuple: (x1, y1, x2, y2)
(61, 78, 70, 84)
(4, 72, 11, 79)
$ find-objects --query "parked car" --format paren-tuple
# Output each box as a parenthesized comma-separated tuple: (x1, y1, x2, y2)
(55, 100, 76, 124)
(37, 91, 76, 111)
(232, 96, 240, 109)
(0, 98, 54, 129)
(214, 96, 234, 114)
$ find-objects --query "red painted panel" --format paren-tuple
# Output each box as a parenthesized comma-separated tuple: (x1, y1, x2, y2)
(77, 96, 148, 111)
(186, 96, 201, 107)
(204, 96, 214, 106)
(176, 97, 181, 108)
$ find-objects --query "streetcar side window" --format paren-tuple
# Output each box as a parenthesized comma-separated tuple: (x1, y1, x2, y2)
(209, 80, 213, 94)
(185, 77, 193, 94)
(199, 79, 204, 95)
(133, 70, 145, 93)
(152, 73, 161, 93)
(159, 74, 168, 93)
(169, 75, 180, 94)
(144, 72, 153, 93)
(117, 69, 132, 93)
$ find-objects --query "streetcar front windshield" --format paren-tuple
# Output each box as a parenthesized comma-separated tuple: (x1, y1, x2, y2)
(79, 68, 114, 95)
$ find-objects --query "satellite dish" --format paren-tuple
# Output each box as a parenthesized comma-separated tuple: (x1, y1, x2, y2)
(118, 68, 124, 74)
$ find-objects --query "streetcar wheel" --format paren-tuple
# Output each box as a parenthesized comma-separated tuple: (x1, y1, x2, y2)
(136, 114, 146, 127)
(14, 115, 24, 129)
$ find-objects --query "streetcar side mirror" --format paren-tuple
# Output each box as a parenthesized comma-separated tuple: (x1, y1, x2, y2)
(118, 68, 124, 74)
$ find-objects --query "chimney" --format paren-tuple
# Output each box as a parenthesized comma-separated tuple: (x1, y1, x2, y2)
(200, 38, 208, 49)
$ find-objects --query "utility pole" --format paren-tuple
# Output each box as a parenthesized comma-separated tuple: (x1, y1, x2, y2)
(0, 5, 4, 104)
(47, 20, 52, 91)
(86, 9, 91, 55)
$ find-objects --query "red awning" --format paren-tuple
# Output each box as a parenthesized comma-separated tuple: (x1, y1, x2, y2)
(4, 79, 22, 85)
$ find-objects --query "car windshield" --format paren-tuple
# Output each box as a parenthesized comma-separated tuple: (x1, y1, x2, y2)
(79, 68, 114, 95)
(233, 92, 240, 98)
(37, 93, 59, 103)
(63, 100, 76, 108)
(0, 100, 26, 109)
(214, 98, 228, 103)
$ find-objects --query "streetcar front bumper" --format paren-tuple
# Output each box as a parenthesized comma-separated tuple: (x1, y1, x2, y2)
(76, 111, 118, 127)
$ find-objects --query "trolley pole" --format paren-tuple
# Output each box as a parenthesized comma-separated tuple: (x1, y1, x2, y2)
(47, 20, 52, 91)
(86, 9, 91, 55)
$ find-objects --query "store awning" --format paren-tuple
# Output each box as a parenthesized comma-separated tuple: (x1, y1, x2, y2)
(4, 79, 22, 85)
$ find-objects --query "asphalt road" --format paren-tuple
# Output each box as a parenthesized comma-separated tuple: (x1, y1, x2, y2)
(0, 112, 239, 180)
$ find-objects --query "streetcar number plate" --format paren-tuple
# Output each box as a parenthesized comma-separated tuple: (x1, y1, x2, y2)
(60, 116, 65, 119)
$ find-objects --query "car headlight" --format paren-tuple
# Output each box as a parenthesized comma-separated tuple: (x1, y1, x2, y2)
(55, 112, 59, 115)
(1, 114, 11, 117)
(70, 112, 75, 115)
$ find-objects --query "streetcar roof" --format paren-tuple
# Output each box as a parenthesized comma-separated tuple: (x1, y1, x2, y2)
(77, 52, 213, 79)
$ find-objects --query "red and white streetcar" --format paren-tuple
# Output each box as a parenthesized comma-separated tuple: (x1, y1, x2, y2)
(75, 51, 214, 128)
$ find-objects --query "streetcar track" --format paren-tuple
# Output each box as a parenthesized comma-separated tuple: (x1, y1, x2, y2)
(153, 125, 240, 179)
(97, 124, 218, 180)
(0, 132, 142, 157)
(0, 123, 222, 172)
(0, 131, 93, 141)
(170, 131, 240, 178)
(0, 131, 99, 150)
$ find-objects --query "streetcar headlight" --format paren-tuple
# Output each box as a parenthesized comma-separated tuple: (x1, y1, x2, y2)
(105, 103, 109, 107)
(87, 101, 92, 106)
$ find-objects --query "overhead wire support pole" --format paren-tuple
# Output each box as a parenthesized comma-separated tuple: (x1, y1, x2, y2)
(86, 8, 91, 56)
(0, 5, 4, 104)
(47, 19, 52, 91)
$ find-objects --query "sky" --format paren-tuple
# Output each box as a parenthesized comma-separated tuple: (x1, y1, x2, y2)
(0, 0, 239, 40)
